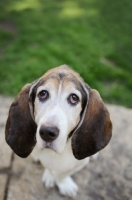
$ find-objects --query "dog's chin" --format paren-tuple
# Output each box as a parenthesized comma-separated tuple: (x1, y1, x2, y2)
(37, 141, 65, 154)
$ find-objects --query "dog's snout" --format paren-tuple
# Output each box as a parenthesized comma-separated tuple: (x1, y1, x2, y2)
(39, 126, 59, 142)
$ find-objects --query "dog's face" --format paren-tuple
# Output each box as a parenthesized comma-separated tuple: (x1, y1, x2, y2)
(34, 76, 83, 153)
(5, 65, 112, 159)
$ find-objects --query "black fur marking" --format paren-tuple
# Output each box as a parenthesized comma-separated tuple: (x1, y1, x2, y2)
(58, 73, 66, 80)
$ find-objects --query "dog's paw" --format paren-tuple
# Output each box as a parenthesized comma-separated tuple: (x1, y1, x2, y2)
(42, 169, 55, 188)
(57, 176, 78, 199)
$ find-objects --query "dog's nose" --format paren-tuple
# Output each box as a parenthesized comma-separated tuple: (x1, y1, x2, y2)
(39, 126, 59, 142)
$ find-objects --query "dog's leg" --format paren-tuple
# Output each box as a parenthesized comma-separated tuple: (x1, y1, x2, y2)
(56, 176, 78, 199)
(42, 168, 55, 188)
(42, 169, 78, 198)
(55, 158, 89, 198)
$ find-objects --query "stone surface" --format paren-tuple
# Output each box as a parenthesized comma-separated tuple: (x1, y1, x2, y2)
(0, 96, 13, 200)
(0, 95, 132, 200)
(0, 174, 8, 200)
(0, 96, 13, 169)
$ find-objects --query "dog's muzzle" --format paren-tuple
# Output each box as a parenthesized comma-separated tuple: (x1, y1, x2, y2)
(39, 125, 59, 142)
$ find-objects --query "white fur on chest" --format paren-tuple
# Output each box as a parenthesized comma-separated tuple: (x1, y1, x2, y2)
(31, 138, 89, 198)
(32, 138, 89, 175)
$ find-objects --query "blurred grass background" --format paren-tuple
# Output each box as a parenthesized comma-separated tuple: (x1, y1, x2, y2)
(0, 0, 131, 107)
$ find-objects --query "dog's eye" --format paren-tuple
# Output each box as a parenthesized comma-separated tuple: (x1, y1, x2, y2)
(38, 90, 49, 101)
(68, 94, 79, 105)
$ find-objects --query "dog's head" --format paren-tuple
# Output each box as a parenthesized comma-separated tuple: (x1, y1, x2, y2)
(5, 65, 112, 159)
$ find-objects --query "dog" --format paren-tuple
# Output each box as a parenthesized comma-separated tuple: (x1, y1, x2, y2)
(5, 65, 112, 198)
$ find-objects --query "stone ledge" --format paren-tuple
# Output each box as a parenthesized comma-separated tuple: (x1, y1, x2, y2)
(0, 95, 132, 200)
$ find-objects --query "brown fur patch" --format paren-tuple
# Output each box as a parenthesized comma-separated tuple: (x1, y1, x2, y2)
(5, 84, 37, 158)
(72, 89, 112, 160)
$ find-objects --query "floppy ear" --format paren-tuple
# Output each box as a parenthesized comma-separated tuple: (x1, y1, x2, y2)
(5, 84, 37, 158)
(72, 89, 112, 160)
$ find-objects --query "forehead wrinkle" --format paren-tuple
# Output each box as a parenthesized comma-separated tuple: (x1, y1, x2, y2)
(38, 71, 84, 97)
(44, 74, 67, 96)
(39, 76, 60, 89)
(61, 76, 82, 92)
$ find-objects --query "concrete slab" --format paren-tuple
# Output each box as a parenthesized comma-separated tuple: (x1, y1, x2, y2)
(0, 96, 13, 169)
(0, 95, 132, 200)
(0, 96, 13, 200)
(5, 104, 132, 200)
(0, 174, 8, 200)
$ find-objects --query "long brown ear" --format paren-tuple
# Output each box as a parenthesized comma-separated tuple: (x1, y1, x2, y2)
(5, 84, 37, 158)
(72, 89, 112, 160)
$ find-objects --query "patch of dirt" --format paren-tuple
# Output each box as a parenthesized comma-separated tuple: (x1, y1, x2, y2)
(0, 20, 17, 34)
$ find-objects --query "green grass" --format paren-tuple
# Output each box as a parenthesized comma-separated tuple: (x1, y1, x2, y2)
(0, 0, 132, 107)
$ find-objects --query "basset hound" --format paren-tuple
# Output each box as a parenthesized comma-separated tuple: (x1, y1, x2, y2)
(5, 65, 112, 198)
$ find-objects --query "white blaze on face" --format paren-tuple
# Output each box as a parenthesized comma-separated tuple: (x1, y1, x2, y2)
(34, 77, 82, 154)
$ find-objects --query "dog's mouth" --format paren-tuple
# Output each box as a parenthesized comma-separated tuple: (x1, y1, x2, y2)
(38, 141, 58, 152)
(40, 142, 51, 149)
(36, 132, 66, 154)
(45, 143, 51, 149)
